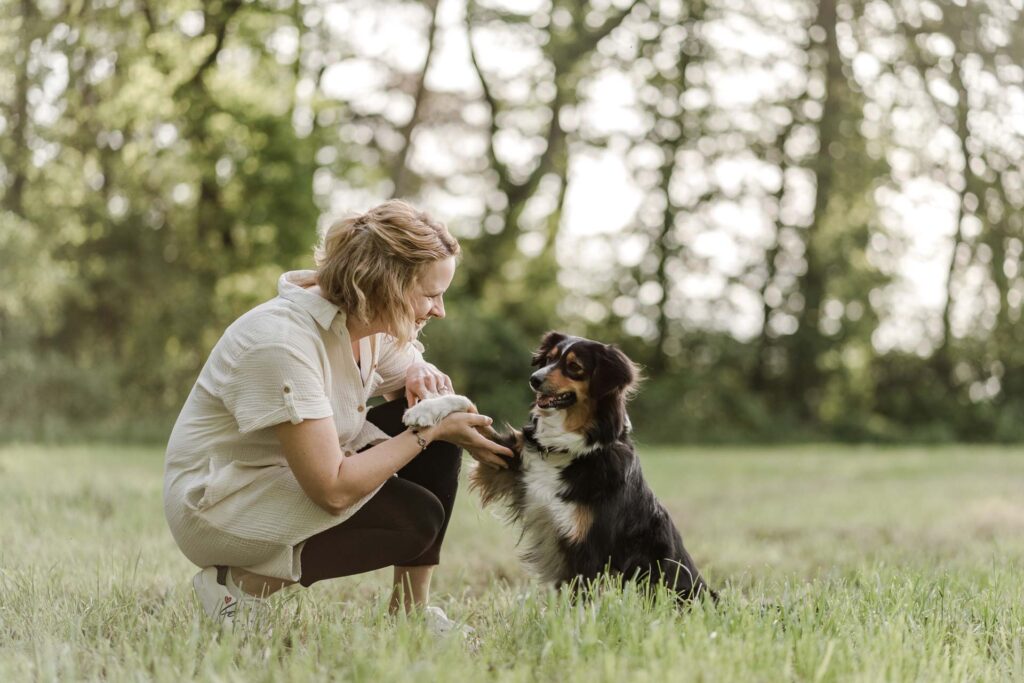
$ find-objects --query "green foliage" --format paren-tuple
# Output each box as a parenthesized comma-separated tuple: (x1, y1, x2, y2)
(1, 0, 1022, 442)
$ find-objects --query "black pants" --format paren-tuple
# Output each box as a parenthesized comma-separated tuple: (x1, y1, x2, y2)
(298, 398, 461, 587)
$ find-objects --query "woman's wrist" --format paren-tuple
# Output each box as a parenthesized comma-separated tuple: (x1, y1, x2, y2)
(409, 424, 437, 450)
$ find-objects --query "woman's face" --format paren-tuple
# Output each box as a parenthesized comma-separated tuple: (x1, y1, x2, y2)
(412, 256, 456, 330)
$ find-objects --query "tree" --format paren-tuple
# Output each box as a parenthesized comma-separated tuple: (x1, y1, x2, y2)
(463, 0, 643, 317)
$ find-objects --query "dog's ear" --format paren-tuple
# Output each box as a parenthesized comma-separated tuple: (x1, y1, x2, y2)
(591, 344, 638, 399)
(531, 331, 567, 367)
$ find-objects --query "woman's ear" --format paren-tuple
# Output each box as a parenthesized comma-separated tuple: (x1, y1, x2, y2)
(531, 331, 567, 367)
(591, 345, 638, 399)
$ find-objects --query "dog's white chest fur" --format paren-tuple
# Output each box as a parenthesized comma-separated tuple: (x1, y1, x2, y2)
(518, 445, 584, 583)
(531, 410, 593, 455)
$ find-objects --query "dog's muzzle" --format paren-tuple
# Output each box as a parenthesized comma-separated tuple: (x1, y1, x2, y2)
(531, 369, 577, 409)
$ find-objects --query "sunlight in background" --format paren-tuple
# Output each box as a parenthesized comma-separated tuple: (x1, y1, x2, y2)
(315, 0, 1010, 354)
(4, 0, 1023, 441)
(20, 0, 1001, 366)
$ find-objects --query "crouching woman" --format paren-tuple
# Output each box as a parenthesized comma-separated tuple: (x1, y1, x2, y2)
(163, 200, 512, 627)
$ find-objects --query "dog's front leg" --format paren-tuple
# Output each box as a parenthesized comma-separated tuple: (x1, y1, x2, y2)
(468, 427, 523, 508)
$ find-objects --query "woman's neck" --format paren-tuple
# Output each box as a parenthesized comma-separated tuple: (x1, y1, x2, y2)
(346, 317, 383, 341)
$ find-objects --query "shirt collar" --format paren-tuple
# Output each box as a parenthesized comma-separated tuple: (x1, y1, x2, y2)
(277, 270, 342, 330)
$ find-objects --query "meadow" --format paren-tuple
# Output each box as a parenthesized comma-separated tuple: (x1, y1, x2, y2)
(1, 443, 1022, 682)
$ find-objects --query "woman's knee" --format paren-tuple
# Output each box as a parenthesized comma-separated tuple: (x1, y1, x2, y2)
(412, 489, 445, 549)
(388, 480, 445, 551)
(394, 495, 444, 565)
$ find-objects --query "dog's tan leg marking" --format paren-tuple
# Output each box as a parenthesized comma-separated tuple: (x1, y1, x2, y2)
(568, 505, 594, 544)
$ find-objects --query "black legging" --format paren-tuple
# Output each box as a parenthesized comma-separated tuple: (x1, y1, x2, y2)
(298, 398, 461, 587)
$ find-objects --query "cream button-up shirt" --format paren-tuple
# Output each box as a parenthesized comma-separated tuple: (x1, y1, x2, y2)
(163, 271, 423, 581)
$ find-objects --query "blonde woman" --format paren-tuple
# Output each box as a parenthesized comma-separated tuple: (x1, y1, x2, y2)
(163, 200, 512, 629)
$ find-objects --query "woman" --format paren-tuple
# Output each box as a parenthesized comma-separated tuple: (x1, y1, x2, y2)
(163, 200, 513, 628)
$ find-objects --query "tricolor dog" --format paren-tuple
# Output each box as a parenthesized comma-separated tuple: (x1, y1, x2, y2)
(405, 332, 715, 602)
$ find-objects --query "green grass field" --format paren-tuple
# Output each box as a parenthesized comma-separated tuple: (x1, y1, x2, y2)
(2, 444, 1023, 681)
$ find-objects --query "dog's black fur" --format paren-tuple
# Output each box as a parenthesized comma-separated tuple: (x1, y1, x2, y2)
(472, 331, 715, 603)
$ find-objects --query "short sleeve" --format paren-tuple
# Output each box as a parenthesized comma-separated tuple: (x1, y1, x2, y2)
(374, 335, 425, 396)
(220, 343, 334, 434)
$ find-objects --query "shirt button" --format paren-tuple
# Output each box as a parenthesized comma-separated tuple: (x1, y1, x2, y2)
(357, 404, 365, 412)
(283, 386, 291, 394)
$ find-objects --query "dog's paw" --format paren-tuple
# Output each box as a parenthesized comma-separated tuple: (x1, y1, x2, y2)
(402, 394, 475, 428)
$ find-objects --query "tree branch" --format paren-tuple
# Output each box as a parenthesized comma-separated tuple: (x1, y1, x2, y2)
(392, 0, 441, 198)
(465, 0, 513, 195)
(174, 0, 243, 98)
(507, 86, 566, 207)
(140, 0, 157, 35)
(565, 0, 642, 63)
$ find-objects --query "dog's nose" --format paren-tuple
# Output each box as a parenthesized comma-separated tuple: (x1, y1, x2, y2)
(529, 371, 543, 390)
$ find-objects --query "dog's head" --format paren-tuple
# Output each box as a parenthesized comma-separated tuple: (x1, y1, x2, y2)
(529, 331, 639, 443)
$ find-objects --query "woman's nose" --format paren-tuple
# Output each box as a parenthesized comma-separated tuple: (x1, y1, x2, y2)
(432, 299, 446, 319)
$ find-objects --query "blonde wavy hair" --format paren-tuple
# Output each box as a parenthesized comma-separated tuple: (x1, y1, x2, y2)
(304, 200, 460, 345)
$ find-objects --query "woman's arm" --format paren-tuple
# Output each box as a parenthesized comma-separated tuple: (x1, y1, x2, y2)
(274, 412, 512, 515)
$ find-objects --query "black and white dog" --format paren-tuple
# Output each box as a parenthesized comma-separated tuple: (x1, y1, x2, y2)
(404, 331, 715, 602)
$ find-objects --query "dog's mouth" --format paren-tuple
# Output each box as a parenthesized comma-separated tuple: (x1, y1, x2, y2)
(535, 391, 577, 410)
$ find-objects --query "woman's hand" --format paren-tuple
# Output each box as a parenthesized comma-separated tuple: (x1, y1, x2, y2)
(422, 412, 514, 468)
(464, 432, 515, 470)
(404, 361, 454, 406)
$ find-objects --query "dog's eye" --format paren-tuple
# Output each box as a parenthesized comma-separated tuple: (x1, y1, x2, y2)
(568, 362, 583, 374)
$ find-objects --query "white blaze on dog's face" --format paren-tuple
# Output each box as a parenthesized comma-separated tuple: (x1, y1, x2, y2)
(528, 332, 637, 444)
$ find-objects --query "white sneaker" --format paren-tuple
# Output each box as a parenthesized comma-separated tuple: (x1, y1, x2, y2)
(423, 605, 475, 639)
(192, 566, 268, 629)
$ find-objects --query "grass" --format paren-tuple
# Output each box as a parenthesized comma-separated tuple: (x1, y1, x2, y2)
(1, 443, 1023, 681)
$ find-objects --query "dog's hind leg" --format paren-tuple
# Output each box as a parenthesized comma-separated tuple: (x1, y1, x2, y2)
(657, 557, 717, 604)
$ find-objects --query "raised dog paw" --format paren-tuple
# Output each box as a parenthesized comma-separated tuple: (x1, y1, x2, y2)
(402, 394, 475, 428)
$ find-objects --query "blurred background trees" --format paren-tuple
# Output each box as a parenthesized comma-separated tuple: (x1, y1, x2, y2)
(1, 0, 1022, 443)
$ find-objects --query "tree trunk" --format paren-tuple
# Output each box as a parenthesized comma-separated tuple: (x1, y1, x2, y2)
(788, 0, 841, 417)
(753, 141, 790, 393)
(935, 51, 976, 381)
(4, 0, 37, 217)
